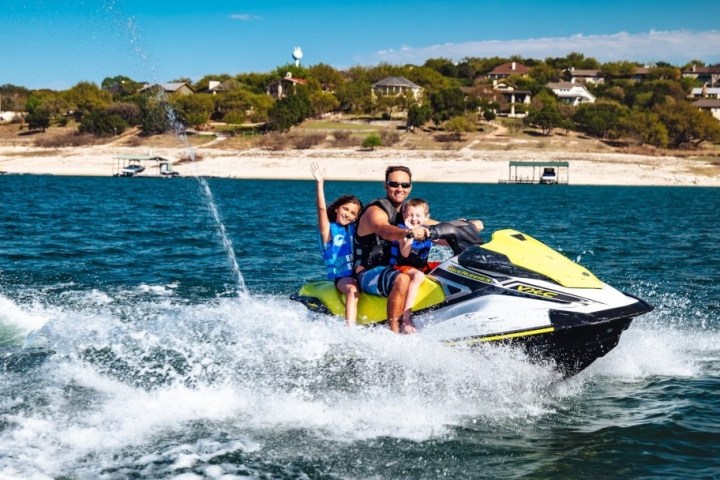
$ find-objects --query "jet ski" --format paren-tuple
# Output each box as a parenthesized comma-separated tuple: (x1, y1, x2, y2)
(291, 221, 653, 376)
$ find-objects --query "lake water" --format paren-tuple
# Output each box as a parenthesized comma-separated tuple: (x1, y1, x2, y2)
(1, 175, 718, 479)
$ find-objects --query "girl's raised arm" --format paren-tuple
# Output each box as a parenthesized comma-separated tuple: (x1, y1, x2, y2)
(311, 162, 331, 244)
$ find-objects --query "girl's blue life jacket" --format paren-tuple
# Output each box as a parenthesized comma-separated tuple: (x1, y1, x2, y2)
(320, 222, 356, 279)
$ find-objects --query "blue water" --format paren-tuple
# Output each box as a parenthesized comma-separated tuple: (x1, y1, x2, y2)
(1, 175, 718, 479)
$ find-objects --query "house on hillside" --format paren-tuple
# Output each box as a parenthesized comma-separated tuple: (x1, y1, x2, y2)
(565, 68, 604, 84)
(492, 82, 531, 117)
(140, 82, 195, 96)
(690, 85, 720, 99)
(693, 98, 720, 121)
(682, 65, 720, 87)
(205, 80, 237, 95)
(267, 72, 307, 99)
(547, 82, 596, 106)
(486, 61, 530, 81)
(371, 76, 424, 102)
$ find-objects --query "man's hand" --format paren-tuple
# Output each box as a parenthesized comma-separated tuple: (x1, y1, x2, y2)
(409, 226, 429, 240)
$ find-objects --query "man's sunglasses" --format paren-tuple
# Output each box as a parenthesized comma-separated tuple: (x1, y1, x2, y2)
(386, 181, 411, 188)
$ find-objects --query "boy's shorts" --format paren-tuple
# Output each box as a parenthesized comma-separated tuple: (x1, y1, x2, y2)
(356, 266, 399, 297)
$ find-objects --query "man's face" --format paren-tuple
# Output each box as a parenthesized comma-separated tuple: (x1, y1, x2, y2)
(384, 170, 412, 207)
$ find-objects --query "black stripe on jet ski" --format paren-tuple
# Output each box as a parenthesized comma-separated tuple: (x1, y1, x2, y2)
(549, 297, 653, 328)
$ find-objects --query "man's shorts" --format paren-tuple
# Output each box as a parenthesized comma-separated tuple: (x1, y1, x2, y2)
(356, 266, 399, 297)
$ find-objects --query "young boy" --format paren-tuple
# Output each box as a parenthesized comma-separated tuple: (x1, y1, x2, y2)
(390, 198, 436, 331)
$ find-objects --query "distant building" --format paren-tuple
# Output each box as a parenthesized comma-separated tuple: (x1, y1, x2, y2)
(492, 82, 531, 117)
(371, 76, 424, 102)
(693, 98, 720, 121)
(205, 80, 237, 95)
(140, 82, 195, 96)
(0, 111, 22, 123)
(690, 85, 720, 99)
(486, 62, 530, 80)
(566, 68, 604, 85)
(547, 82, 596, 106)
(682, 65, 720, 87)
(267, 72, 307, 99)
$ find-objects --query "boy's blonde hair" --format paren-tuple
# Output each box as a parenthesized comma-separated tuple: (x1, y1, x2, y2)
(403, 198, 430, 216)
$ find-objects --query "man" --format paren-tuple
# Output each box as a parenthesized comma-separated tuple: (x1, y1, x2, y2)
(354, 166, 429, 334)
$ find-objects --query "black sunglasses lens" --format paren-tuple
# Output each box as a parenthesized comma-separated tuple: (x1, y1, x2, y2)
(387, 182, 411, 188)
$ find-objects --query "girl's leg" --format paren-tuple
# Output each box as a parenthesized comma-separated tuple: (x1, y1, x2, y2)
(337, 277, 359, 326)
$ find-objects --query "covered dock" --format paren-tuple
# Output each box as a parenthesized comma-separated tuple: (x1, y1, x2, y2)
(112, 154, 179, 177)
(499, 161, 569, 184)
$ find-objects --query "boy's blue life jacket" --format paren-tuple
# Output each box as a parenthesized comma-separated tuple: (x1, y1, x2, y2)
(320, 222, 356, 279)
(390, 223, 432, 270)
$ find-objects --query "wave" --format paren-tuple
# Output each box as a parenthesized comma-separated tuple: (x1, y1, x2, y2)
(0, 284, 718, 478)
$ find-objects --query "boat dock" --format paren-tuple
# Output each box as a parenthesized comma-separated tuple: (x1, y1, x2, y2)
(499, 161, 569, 184)
(113, 154, 180, 177)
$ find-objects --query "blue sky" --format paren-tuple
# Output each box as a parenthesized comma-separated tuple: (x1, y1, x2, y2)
(2, 0, 719, 90)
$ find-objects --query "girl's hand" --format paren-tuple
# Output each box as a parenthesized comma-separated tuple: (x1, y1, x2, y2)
(310, 162, 325, 182)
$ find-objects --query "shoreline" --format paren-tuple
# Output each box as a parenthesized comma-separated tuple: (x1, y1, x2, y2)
(1, 145, 719, 186)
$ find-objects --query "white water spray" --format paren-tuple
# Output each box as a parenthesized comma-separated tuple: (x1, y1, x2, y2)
(105, 1, 247, 295)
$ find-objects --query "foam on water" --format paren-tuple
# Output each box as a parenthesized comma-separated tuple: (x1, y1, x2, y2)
(1, 280, 717, 478)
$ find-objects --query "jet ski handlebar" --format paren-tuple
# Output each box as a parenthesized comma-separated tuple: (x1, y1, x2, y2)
(428, 220, 484, 254)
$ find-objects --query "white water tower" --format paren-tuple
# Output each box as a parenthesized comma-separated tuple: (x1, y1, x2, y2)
(292, 47, 303, 67)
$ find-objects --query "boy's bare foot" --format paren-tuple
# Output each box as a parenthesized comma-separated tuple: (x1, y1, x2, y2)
(401, 319, 416, 334)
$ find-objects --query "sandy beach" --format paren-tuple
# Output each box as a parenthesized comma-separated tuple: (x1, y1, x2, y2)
(1, 144, 719, 186)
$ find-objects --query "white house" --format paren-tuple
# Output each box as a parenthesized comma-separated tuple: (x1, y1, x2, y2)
(372, 76, 424, 102)
(547, 82, 596, 106)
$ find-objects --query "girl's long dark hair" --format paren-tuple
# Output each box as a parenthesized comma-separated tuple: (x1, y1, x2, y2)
(327, 195, 363, 222)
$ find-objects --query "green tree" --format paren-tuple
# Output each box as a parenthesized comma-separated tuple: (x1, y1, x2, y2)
(268, 86, 313, 132)
(525, 104, 564, 135)
(530, 63, 560, 85)
(407, 104, 432, 129)
(138, 95, 172, 136)
(106, 102, 141, 126)
(0, 84, 31, 111)
(362, 133, 382, 150)
(25, 108, 50, 132)
(79, 109, 128, 136)
(619, 109, 669, 148)
(64, 82, 112, 121)
(572, 101, 629, 138)
(655, 101, 720, 148)
(308, 63, 345, 92)
(429, 87, 466, 126)
(172, 94, 214, 128)
(309, 90, 340, 117)
(335, 80, 372, 113)
(101, 75, 143, 99)
(444, 115, 475, 140)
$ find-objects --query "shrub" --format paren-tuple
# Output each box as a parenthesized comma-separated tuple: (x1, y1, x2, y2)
(379, 130, 400, 146)
(362, 133, 382, 150)
(290, 133, 326, 149)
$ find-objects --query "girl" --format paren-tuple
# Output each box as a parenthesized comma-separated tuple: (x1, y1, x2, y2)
(311, 162, 363, 326)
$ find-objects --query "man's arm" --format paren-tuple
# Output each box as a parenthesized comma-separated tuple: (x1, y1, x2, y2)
(357, 205, 427, 241)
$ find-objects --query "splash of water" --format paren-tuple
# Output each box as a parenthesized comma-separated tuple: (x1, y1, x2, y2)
(103, 1, 246, 295)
